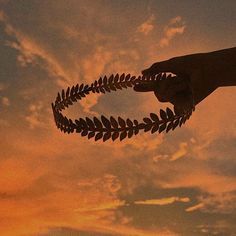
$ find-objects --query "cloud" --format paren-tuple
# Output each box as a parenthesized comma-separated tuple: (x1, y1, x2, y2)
(0, 118, 9, 126)
(1, 2, 236, 236)
(186, 192, 236, 214)
(160, 16, 186, 47)
(25, 102, 44, 129)
(198, 192, 236, 214)
(137, 15, 155, 35)
(0, 10, 74, 87)
(185, 202, 204, 212)
(170, 142, 188, 161)
(1, 96, 10, 106)
(134, 196, 190, 206)
(6, 36, 71, 86)
(0, 82, 7, 91)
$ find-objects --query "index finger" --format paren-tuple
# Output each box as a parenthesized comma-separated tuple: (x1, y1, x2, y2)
(142, 59, 178, 76)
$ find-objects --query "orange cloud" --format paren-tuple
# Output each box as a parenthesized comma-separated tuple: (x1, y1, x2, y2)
(160, 16, 186, 47)
(170, 142, 188, 161)
(134, 196, 190, 206)
(186, 203, 204, 212)
(137, 15, 155, 35)
(1, 96, 10, 106)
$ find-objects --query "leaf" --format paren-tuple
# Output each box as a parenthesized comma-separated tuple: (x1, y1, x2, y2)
(71, 96, 77, 102)
(70, 85, 75, 96)
(166, 122, 173, 133)
(110, 116, 118, 128)
(101, 115, 111, 129)
(109, 84, 116, 91)
(62, 89, 65, 100)
(95, 132, 103, 141)
(151, 124, 159, 133)
(84, 84, 89, 91)
(81, 129, 88, 136)
(162, 73, 166, 80)
(182, 116, 187, 124)
(126, 118, 133, 127)
(103, 132, 111, 142)
(74, 84, 79, 93)
(130, 76, 136, 83)
(98, 77, 102, 85)
(104, 85, 111, 92)
(144, 124, 152, 132)
(93, 117, 103, 129)
(118, 117, 126, 128)
(128, 129, 133, 138)
(79, 118, 87, 129)
(125, 74, 130, 81)
(120, 131, 127, 141)
(172, 119, 179, 130)
(66, 87, 70, 98)
(75, 94, 81, 100)
(103, 75, 108, 85)
(115, 83, 122, 89)
(57, 92, 61, 102)
(160, 109, 167, 120)
(134, 128, 139, 135)
(108, 74, 114, 84)
(76, 126, 82, 133)
(156, 73, 162, 81)
(88, 131, 95, 139)
(166, 107, 174, 119)
(159, 123, 166, 133)
(114, 74, 119, 83)
(133, 119, 139, 126)
(179, 116, 186, 127)
(100, 87, 105, 93)
(79, 83, 84, 91)
(150, 75, 155, 81)
(150, 113, 159, 122)
(120, 73, 125, 82)
(112, 132, 119, 141)
(86, 117, 95, 130)
(143, 117, 152, 124)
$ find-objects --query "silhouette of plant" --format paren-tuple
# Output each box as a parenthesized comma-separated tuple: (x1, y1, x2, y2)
(52, 73, 195, 142)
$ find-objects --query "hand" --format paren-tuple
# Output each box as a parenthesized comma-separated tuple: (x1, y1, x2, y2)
(134, 52, 219, 113)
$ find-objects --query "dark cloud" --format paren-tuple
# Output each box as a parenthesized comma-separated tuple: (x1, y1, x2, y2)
(39, 227, 120, 236)
(116, 186, 236, 235)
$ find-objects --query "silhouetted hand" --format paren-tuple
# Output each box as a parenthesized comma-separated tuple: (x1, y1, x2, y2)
(134, 52, 220, 113)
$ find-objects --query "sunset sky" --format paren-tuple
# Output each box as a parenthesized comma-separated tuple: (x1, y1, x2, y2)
(0, 1, 236, 235)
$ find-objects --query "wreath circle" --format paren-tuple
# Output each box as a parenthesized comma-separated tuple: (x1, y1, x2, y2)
(52, 73, 195, 142)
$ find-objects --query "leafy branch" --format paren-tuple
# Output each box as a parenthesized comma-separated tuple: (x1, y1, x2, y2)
(52, 73, 195, 142)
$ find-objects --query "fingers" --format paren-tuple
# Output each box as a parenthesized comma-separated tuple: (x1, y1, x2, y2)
(153, 75, 188, 101)
(142, 59, 178, 76)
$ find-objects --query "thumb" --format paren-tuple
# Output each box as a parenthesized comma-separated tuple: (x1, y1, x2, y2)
(133, 81, 158, 92)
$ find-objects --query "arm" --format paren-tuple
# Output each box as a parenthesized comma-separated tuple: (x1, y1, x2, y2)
(204, 47, 236, 87)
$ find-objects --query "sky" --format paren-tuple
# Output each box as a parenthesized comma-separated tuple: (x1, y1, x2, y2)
(0, 0, 236, 235)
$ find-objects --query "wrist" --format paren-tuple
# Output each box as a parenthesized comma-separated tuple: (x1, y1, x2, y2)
(205, 47, 236, 87)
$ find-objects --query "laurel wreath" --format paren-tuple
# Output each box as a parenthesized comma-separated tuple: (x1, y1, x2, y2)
(51, 73, 195, 142)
